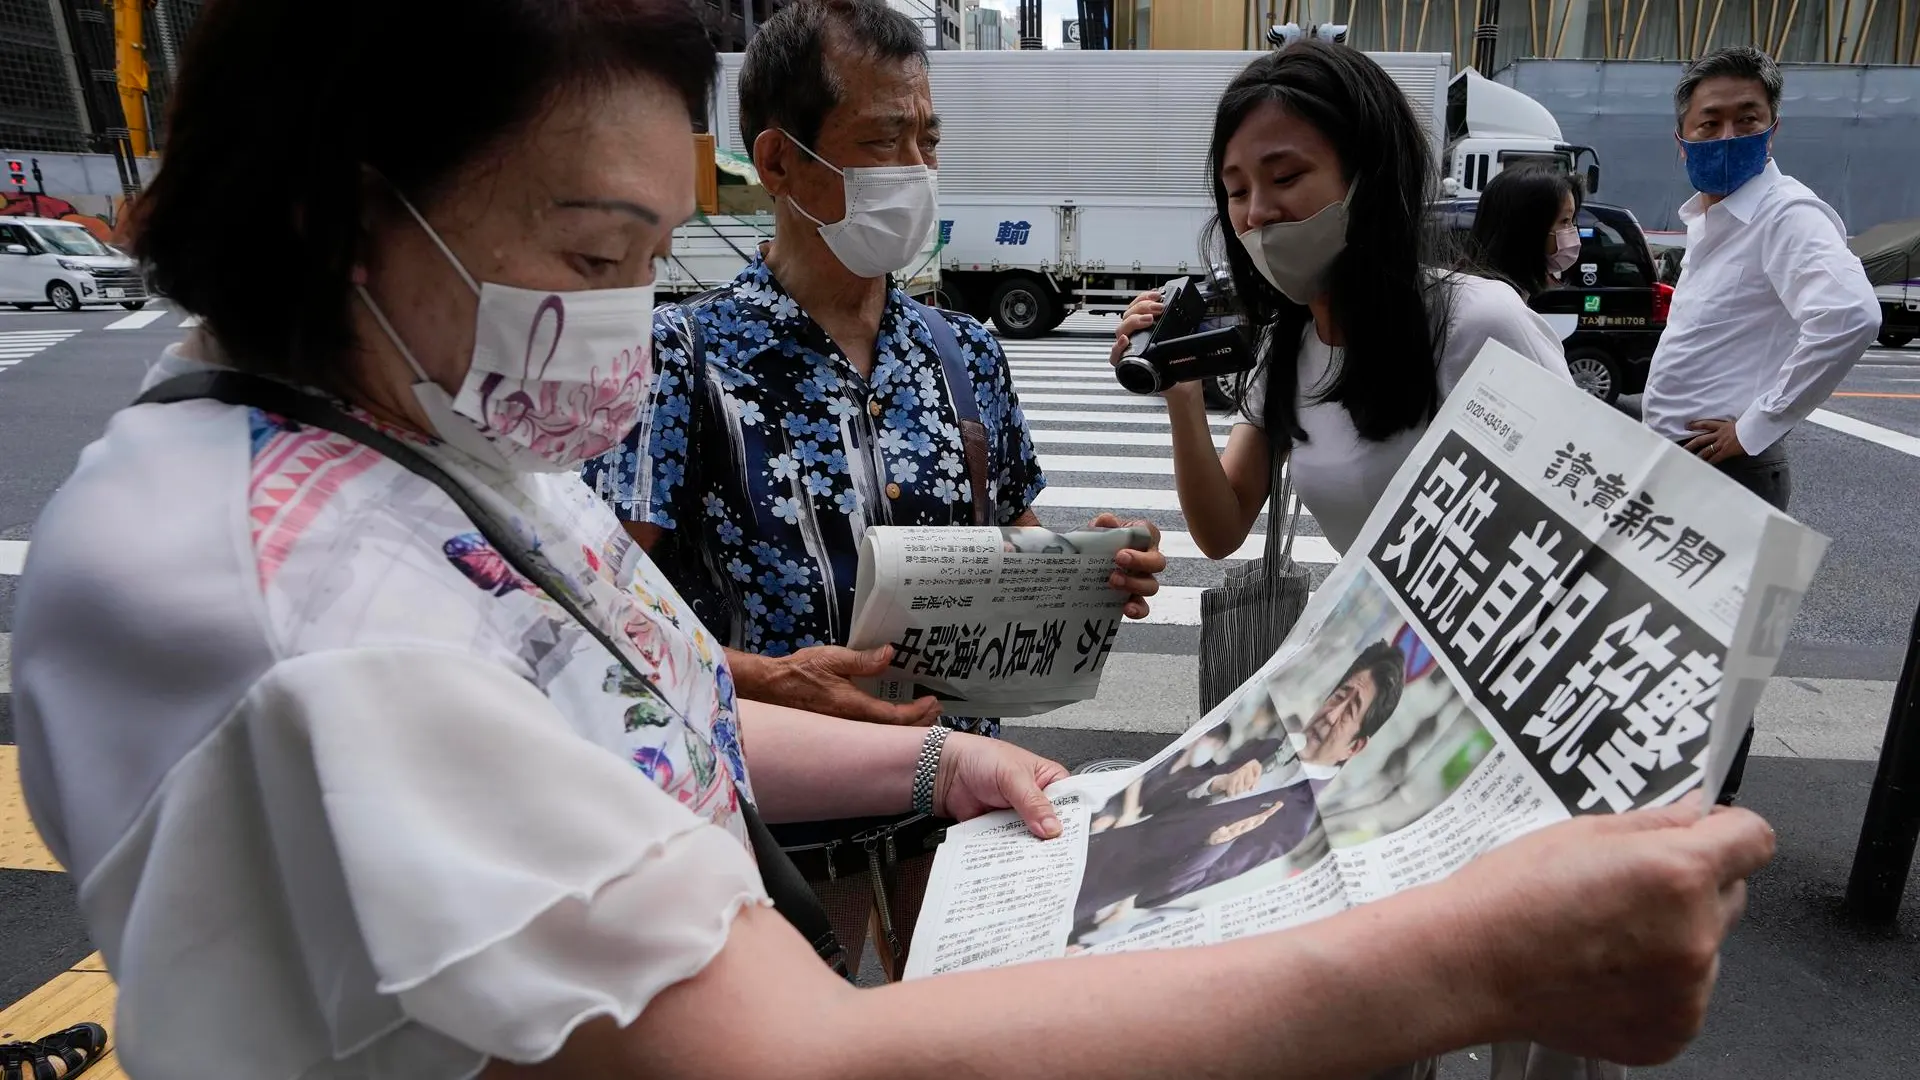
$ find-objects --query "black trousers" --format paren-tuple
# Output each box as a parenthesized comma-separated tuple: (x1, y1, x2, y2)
(1708, 437, 1787, 802)
(1693, 435, 1789, 803)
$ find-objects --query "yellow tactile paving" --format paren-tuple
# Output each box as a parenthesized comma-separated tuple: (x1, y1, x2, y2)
(0, 745, 64, 872)
(0, 955, 124, 1079)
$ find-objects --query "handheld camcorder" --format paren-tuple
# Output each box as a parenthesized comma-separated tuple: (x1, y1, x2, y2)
(1113, 272, 1256, 396)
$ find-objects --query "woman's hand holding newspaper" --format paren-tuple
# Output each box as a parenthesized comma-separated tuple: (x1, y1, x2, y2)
(1441, 798, 1775, 1065)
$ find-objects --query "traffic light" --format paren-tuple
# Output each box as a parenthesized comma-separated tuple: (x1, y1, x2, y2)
(6, 160, 23, 190)
(1267, 22, 1349, 46)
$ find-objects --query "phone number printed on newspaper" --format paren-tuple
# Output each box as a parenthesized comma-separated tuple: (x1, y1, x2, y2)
(1371, 432, 1722, 815)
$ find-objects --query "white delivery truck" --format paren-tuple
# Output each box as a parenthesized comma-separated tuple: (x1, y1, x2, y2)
(1443, 67, 1601, 198)
(923, 49, 1452, 337)
(661, 60, 941, 302)
(674, 50, 1598, 336)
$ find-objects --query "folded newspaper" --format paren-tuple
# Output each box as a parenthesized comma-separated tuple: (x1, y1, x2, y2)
(904, 341, 1829, 979)
(847, 523, 1153, 716)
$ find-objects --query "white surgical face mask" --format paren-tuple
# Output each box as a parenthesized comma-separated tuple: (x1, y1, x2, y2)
(356, 191, 655, 473)
(781, 129, 937, 279)
(1548, 225, 1581, 276)
(1236, 186, 1354, 305)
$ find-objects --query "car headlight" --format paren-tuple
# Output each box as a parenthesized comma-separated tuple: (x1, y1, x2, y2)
(57, 259, 94, 273)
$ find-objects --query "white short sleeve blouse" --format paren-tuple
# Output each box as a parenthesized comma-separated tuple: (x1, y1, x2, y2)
(12, 347, 768, 1079)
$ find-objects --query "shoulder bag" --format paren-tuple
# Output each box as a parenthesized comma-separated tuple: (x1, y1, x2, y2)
(135, 369, 853, 978)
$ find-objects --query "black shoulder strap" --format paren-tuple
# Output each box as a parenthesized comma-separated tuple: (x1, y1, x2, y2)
(906, 299, 980, 426)
(906, 300, 992, 526)
(136, 370, 851, 978)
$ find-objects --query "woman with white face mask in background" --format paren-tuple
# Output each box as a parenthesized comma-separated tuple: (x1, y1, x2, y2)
(1110, 43, 1574, 560)
(1469, 164, 1587, 298)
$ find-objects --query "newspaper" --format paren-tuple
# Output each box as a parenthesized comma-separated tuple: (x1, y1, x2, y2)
(904, 342, 1829, 978)
(846, 524, 1153, 716)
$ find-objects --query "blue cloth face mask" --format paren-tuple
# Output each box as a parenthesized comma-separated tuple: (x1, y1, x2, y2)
(1680, 125, 1775, 197)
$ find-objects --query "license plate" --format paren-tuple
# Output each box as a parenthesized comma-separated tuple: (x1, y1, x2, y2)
(103, 287, 123, 298)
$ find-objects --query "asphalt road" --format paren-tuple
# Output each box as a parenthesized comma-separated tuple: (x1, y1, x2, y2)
(5, 307, 1917, 678)
(1, 306, 1917, 1077)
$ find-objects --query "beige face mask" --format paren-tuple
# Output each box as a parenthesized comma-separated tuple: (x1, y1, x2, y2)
(1235, 185, 1354, 304)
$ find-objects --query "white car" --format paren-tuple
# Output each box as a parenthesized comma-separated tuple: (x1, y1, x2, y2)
(0, 216, 149, 312)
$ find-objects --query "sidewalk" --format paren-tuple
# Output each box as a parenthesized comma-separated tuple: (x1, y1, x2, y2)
(1002, 673, 1920, 1080)
(1435, 754, 1920, 1079)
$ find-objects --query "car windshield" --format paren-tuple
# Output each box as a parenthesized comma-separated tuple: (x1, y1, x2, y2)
(25, 224, 112, 257)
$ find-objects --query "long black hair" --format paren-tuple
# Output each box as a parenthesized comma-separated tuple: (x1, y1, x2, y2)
(1469, 165, 1585, 298)
(1209, 42, 1456, 446)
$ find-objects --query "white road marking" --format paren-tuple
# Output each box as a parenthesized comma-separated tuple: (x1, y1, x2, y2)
(0, 330, 81, 375)
(1022, 409, 1236, 428)
(1016, 392, 1171, 407)
(1808, 408, 1920, 460)
(104, 308, 170, 330)
(1033, 486, 1188, 513)
(1031, 428, 1228, 448)
(0, 539, 27, 575)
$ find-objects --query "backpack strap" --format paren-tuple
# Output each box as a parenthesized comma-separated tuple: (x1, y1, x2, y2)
(134, 369, 852, 980)
(648, 290, 741, 645)
(907, 299, 991, 526)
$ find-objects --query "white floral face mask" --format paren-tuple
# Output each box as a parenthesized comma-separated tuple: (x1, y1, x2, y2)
(356, 190, 655, 473)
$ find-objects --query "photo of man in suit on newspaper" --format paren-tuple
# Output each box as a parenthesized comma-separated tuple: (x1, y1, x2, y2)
(1071, 639, 1408, 943)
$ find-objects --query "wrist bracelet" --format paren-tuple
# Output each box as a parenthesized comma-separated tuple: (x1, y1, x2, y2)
(911, 726, 950, 816)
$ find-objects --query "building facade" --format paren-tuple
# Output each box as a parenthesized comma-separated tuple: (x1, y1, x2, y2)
(889, 0, 964, 49)
(1114, 0, 1919, 66)
(963, 3, 1010, 49)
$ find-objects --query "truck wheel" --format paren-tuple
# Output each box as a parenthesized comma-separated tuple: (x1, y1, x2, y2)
(989, 276, 1057, 339)
(1565, 347, 1621, 405)
(929, 283, 966, 314)
(1202, 371, 1239, 411)
(1880, 331, 1914, 349)
(47, 282, 81, 313)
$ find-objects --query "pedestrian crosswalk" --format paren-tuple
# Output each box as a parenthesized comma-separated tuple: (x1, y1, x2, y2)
(102, 308, 196, 331)
(0, 329, 82, 375)
(997, 329, 1337, 634)
(0, 328, 1342, 637)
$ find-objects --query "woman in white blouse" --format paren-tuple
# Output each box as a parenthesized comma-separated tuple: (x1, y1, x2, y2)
(13, 3, 1772, 1078)
(1110, 44, 1573, 559)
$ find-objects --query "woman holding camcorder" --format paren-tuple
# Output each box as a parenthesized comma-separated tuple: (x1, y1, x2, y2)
(1110, 42, 1573, 559)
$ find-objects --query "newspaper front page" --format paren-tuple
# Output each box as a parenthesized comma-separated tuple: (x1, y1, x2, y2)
(847, 524, 1153, 716)
(904, 342, 1830, 979)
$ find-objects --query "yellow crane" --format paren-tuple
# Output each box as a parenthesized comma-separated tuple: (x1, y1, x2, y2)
(111, 0, 152, 156)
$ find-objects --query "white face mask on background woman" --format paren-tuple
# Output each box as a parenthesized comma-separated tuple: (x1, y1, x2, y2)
(356, 191, 655, 474)
(1236, 186, 1354, 304)
(781, 128, 938, 279)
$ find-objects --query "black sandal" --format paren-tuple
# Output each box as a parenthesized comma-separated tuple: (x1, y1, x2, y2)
(0, 1023, 108, 1080)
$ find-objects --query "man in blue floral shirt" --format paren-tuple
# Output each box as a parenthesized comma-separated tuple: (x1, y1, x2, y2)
(583, 0, 1163, 980)
(585, 0, 1164, 741)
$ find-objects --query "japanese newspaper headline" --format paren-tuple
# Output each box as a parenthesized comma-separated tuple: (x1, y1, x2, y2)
(847, 523, 1154, 716)
(904, 342, 1828, 978)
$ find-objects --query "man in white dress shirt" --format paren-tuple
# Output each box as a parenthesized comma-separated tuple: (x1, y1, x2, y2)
(1645, 47, 1879, 805)
(1643, 46, 1879, 512)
